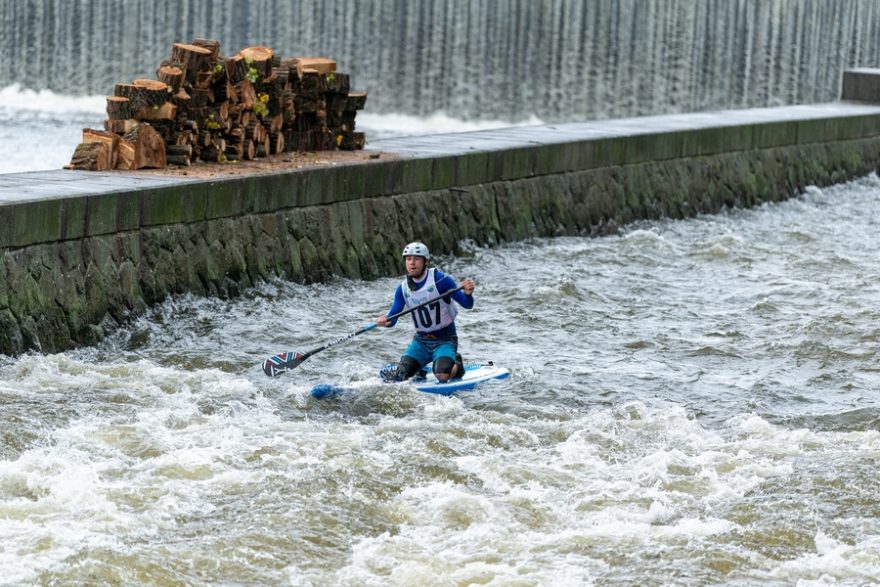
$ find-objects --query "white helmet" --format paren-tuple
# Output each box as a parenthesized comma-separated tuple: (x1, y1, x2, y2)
(402, 241, 429, 259)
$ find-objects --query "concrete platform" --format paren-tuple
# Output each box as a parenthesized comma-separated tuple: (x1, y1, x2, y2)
(367, 102, 880, 155)
(2, 101, 880, 208)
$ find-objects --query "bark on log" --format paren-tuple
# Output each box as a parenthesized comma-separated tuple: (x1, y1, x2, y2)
(280, 89, 295, 124)
(346, 92, 368, 111)
(199, 143, 222, 162)
(66, 141, 111, 171)
(224, 143, 243, 160)
(213, 78, 235, 103)
(244, 121, 261, 143)
(191, 38, 221, 60)
(272, 66, 290, 87)
(224, 129, 243, 146)
(328, 110, 357, 131)
(242, 140, 255, 160)
(290, 57, 337, 76)
(336, 131, 366, 150)
(196, 71, 216, 89)
(294, 94, 324, 113)
(170, 42, 214, 86)
(106, 96, 132, 120)
(294, 69, 326, 95)
(135, 102, 177, 121)
(82, 128, 119, 168)
(237, 46, 274, 81)
(167, 154, 191, 166)
(267, 113, 284, 133)
(270, 131, 285, 154)
(104, 118, 138, 134)
(116, 80, 171, 112)
(167, 144, 193, 166)
(167, 144, 192, 157)
(325, 72, 350, 94)
(189, 88, 214, 109)
(234, 81, 256, 109)
(157, 65, 185, 92)
(172, 130, 193, 146)
(284, 130, 333, 151)
(209, 102, 229, 125)
(132, 79, 172, 104)
(172, 87, 191, 107)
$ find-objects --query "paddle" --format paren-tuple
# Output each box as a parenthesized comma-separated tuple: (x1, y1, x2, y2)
(261, 285, 465, 377)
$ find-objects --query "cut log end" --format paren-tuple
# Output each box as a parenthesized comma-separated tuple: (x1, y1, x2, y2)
(238, 46, 274, 62)
(171, 42, 213, 56)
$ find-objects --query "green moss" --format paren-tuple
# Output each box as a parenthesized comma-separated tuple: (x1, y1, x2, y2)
(14, 200, 62, 246)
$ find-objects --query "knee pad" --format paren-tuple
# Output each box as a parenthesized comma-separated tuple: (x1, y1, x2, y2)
(380, 355, 422, 381)
(433, 356, 455, 376)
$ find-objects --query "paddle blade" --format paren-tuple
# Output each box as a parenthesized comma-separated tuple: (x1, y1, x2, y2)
(262, 351, 306, 377)
(310, 383, 346, 399)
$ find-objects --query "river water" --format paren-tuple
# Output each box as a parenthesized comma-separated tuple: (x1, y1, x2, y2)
(2, 170, 880, 584)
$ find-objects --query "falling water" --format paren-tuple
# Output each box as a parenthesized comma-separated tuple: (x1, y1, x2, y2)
(3, 0, 880, 122)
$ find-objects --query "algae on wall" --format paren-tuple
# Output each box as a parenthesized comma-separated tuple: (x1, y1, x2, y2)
(1, 134, 880, 355)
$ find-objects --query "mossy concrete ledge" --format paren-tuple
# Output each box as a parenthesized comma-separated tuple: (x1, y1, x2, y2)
(2, 99, 880, 354)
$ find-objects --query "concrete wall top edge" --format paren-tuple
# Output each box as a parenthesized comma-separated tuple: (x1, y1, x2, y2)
(2, 100, 880, 250)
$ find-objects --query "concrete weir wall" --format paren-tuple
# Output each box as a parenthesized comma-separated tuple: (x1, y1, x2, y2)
(3, 70, 880, 355)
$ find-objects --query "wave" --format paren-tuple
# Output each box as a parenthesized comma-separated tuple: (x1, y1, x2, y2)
(358, 111, 544, 140)
(0, 84, 105, 115)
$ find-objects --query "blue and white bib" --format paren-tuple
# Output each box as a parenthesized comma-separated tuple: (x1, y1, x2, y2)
(402, 268, 458, 333)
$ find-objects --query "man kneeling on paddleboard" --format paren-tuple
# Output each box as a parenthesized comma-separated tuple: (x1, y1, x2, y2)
(376, 242, 475, 383)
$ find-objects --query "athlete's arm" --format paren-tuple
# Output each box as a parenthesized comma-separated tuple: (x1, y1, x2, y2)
(377, 285, 406, 327)
(435, 271, 474, 309)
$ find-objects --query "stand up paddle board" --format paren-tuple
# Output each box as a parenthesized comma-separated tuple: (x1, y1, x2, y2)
(311, 362, 510, 399)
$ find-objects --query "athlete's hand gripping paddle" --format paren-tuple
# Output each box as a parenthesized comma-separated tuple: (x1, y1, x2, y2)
(261, 285, 465, 377)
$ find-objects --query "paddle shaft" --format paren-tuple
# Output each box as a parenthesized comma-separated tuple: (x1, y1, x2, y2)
(297, 284, 465, 363)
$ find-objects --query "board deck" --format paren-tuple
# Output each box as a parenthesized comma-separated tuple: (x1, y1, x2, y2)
(311, 362, 510, 399)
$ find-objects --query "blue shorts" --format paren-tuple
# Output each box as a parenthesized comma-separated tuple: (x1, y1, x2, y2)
(403, 333, 458, 368)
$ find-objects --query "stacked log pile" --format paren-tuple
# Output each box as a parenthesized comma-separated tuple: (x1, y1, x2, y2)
(67, 39, 367, 171)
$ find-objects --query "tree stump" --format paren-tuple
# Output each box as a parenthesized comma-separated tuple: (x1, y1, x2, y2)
(229, 46, 274, 83)
(191, 38, 221, 60)
(115, 80, 171, 112)
(170, 42, 214, 86)
(106, 96, 131, 120)
(156, 65, 185, 92)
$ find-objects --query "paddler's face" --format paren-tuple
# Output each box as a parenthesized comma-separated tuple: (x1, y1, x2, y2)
(405, 255, 426, 277)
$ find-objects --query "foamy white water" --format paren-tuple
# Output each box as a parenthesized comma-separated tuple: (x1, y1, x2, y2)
(0, 85, 105, 174)
(3, 176, 880, 584)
